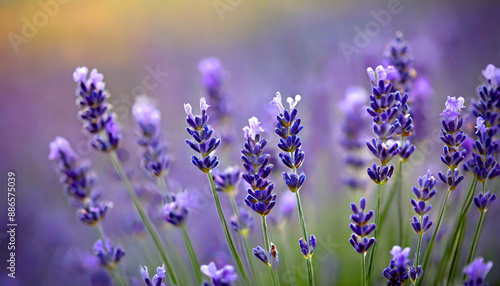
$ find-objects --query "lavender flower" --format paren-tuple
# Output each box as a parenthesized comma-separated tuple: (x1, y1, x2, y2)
(382, 245, 411, 285)
(200, 262, 238, 286)
(463, 118, 500, 182)
(349, 198, 376, 254)
(383, 31, 416, 93)
(253, 243, 279, 270)
(162, 192, 189, 227)
(463, 257, 493, 286)
(213, 166, 242, 195)
(140, 264, 168, 286)
(184, 97, 221, 173)
(133, 97, 171, 177)
(438, 96, 467, 190)
(241, 117, 276, 216)
(73, 67, 121, 152)
(230, 208, 254, 237)
(410, 171, 436, 235)
(299, 235, 316, 258)
(473, 191, 497, 213)
(472, 64, 500, 128)
(77, 200, 112, 226)
(93, 239, 125, 269)
(198, 57, 229, 119)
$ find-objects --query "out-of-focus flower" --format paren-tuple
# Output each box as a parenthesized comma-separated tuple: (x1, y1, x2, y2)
(93, 239, 125, 269)
(140, 264, 167, 286)
(463, 257, 493, 286)
(382, 245, 411, 285)
(213, 166, 242, 195)
(230, 208, 254, 237)
(200, 261, 238, 286)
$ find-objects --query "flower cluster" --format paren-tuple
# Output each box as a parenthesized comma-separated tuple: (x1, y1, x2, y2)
(464, 117, 500, 182)
(254, 243, 279, 269)
(471, 64, 500, 128)
(162, 191, 190, 227)
(184, 98, 221, 173)
(213, 166, 242, 195)
(230, 207, 254, 237)
(382, 246, 419, 285)
(473, 191, 497, 213)
(349, 198, 376, 254)
(72, 67, 121, 152)
(271, 93, 306, 192)
(49, 137, 112, 225)
(383, 31, 416, 93)
(463, 257, 493, 286)
(339, 87, 368, 190)
(93, 239, 126, 269)
(240, 117, 276, 216)
(438, 96, 467, 191)
(141, 264, 167, 286)
(410, 171, 436, 235)
(200, 262, 238, 286)
(132, 97, 171, 177)
(199, 57, 229, 119)
(365, 65, 404, 184)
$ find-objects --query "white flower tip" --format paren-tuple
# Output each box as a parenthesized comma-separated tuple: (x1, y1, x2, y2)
(200, 97, 210, 111)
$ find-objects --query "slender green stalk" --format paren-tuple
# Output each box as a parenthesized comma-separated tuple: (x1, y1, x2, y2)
(431, 178, 477, 285)
(361, 253, 367, 286)
(465, 212, 485, 269)
(397, 137, 404, 245)
(367, 183, 382, 284)
(109, 151, 178, 285)
(229, 194, 257, 282)
(420, 189, 451, 274)
(295, 190, 315, 286)
(206, 172, 250, 286)
(181, 225, 203, 284)
(262, 217, 279, 286)
(157, 176, 169, 193)
(463, 182, 487, 277)
(279, 223, 295, 286)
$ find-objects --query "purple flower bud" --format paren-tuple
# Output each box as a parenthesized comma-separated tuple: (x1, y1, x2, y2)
(242, 117, 264, 141)
(473, 191, 496, 213)
(93, 238, 125, 269)
(73, 66, 88, 83)
(389, 245, 411, 268)
(440, 96, 465, 123)
(200, 262, 238, 285)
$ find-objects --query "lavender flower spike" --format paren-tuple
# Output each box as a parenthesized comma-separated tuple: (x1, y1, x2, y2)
(72, 67, 121, 152)
(140, 264, 167, 286)
(463, 257, 493, 286)
(93, 238, 125, 269)
(185, 97, 221, 173)
(473, 191, 497, 213)
(349, 198, 376, 254)
(201, 262, 238, 286)
(382, 245, 412, 285)
(133, 96, 171, 177)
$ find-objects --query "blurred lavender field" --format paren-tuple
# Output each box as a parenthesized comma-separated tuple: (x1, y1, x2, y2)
(1, 0, 500, 285)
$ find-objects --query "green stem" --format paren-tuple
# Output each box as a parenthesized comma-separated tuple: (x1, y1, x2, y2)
(262, 217, 279, 286)
(420, 189, 451, 274)
(206, 172, 250, 286)
(181, 225, 203, 284)
(362, 253, 367, 286)
(295, 190, 315, 286)
(157, 176, 169, 194)
(465, 212, 485, 269)
(229, 194, 257, 282)
(397, 138, 404, 245)
(109, 151, 178, 285)
(431, 178, 477, 285)
(367, 183, 382, 284)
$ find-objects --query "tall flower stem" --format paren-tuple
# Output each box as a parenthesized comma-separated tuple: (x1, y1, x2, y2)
(157, 176, 169, 194)
(295, 190, 314, 286)
(361, 253, 367, 286)
(181, 225, 203, 284)
(262, 216, 279, 286)
(206, 172, 250, 286)
(109, 151, 178, 285)
(397, 138, 404, 245)
(229, 194, 257, 282)
(367, 183, 382, 284)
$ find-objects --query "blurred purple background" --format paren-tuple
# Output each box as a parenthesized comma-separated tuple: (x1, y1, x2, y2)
(1, 0, 500, 285)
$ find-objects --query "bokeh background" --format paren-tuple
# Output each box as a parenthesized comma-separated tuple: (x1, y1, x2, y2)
(1, 0, 500, 285)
